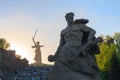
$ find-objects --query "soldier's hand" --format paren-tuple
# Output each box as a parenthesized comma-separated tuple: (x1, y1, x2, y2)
(48, 55, 55, 62)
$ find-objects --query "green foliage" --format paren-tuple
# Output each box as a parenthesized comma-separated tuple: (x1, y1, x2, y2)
(113, 32, 120, 64)
(113, 32, 120, 44)
(0, 38, 10, 50)
(96, 43, 116, 71)
(106, 35, 112, 41)
(96, 33, 120, 80)
(101, 71, 109, 80)
(96, 34, 117, 71)
(108, 53, 120, 79)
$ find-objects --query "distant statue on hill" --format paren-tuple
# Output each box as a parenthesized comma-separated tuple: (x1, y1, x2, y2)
(32, 29, 44, 64)
(47, 12, 103, 80)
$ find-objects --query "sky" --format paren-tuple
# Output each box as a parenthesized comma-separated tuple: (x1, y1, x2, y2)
(0, 0, 120, 64)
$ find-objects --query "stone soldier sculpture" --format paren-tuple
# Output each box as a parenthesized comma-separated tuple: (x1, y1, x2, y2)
(47, 12, 103, 80)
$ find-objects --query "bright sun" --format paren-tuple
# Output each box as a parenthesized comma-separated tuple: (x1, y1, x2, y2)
(10, 43, 33, 64)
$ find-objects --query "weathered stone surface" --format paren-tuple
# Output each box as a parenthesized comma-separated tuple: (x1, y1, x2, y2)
(47, 12, 103, 80)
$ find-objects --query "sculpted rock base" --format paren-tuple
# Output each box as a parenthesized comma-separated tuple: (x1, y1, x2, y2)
(47, 61, 102, 80)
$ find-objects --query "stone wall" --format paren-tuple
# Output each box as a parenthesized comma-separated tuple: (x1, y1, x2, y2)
(0, 49, 29, 77)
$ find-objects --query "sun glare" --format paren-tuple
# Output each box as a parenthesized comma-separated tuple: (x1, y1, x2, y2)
(10, 43, 33, 63)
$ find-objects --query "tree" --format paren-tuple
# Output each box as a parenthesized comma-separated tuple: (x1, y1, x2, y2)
(96, 35, 116, 71)
(113, 33, 120, 45)
(0, 38, 10, 50)
(108, 53, 120, 80)
(15, 54, 21, 59)
(95, 35, 117, 80)
(95, 33, 120, 80)
(113, 32, 120, 67)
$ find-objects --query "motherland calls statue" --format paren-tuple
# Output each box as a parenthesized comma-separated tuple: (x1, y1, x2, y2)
(47, 12, 103, 80)
(32, 29, 44, 64)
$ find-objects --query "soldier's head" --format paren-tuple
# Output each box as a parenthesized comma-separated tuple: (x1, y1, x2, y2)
(65, 12, 74, 23)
